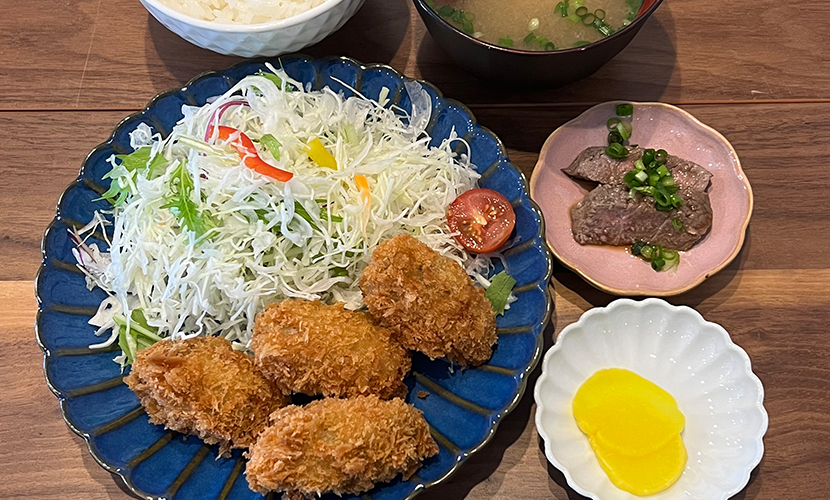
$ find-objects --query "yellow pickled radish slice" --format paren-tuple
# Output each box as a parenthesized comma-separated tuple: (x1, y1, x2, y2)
(591, 434, 688, 496)
(573, 368, 685, 456)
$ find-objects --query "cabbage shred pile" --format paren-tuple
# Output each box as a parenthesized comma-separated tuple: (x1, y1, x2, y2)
(75, 65, 488, 363)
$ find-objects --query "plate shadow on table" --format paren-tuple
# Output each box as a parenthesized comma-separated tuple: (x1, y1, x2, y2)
(111, 475, 143, 500)
(306, 0, 409, 67)
(411, 12, 677, 106)
(145, 0, 408, 90)
(673, 227, 752, 311)
(423, 298, 557, 500)
(146, 16, 241, 90)
(58, 404, 141, 499)
(67, 434, 142, 499)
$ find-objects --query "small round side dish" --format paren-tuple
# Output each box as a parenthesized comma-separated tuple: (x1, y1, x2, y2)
(139, 0, 365, 57)
(535, 298, 768, 500)
(530, 101, 753, 296)
(412, 0, 663, 86)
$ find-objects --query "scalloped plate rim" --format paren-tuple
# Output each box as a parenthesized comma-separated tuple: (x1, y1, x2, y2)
(529, 101, 753, 297)
(35, 54, 554, 500)
(533, 297, 768, 500)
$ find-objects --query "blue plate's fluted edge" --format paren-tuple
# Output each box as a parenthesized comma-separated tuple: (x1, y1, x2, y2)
(35, 55, 554, 500)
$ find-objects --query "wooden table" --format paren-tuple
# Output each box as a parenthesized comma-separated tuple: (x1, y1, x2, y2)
(2, 0, 829, 498)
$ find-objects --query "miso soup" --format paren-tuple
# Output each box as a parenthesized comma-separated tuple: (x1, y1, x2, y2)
(427, 0, 643, 50)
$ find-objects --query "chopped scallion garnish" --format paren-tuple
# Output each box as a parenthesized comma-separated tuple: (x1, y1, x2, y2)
(616, 120, 633, 140)
(606, 142, 629, 159)
(642, 148, 655, 165)
(662, 249, 679, 260)
(616, 103, 634, 116)
(631, 241, 680, 272)
(437, 5, 453, 16)
(611, 105, 684, 212)
(595, 22, 615, 37)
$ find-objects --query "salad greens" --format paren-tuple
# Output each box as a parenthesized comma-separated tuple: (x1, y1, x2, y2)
(115, 309, 162, 366)
(160, 160, 214, 239)
(72, 64, 507, 366)
(98, 147, 166, 206)
(486, 271, 517, 316)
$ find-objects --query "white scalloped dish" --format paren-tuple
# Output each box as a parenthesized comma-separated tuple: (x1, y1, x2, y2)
(534, 298, 767, 500)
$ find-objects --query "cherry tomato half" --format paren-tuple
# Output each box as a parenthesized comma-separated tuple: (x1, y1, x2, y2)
(447, 188, 516, 253)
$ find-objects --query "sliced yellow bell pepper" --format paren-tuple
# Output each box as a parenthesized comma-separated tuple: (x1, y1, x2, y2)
(306, 138, 337, 169)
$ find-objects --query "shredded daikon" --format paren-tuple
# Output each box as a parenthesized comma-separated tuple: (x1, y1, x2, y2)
(76, 65, 488, 359)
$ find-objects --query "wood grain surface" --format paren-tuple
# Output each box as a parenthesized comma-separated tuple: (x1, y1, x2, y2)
(2, 0, 829, 498)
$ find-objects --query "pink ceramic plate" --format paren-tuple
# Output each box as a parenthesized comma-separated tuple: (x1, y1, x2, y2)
(530, 101, 752, 296)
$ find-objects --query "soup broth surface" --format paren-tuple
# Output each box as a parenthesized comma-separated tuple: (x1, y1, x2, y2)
(432, 0, 641, 50)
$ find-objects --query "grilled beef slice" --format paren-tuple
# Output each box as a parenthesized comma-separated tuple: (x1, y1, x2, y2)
(570, 184, 713, 251)
(562, 146, 713, 192)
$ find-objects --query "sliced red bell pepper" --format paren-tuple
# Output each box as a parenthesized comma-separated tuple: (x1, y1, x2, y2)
(207, 124, 293, 182)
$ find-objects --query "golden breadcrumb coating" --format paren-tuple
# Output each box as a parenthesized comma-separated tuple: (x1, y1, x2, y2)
(251, 299, 411, 400)
(359, 233, 497, 366)
(124, 336, 287, 452)
(245, 395, 438, 498)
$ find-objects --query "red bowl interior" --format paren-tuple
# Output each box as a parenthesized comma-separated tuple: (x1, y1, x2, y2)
(639, 0, 660, 16)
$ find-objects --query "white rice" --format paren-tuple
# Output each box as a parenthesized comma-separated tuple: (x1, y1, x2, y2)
(159, 0, 332, 24)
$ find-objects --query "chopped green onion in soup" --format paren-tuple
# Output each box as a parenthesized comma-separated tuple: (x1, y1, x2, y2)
(428, 0, 642, 51)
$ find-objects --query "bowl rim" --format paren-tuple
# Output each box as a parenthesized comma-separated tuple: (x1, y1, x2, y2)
(529, 100, 754, 297)
(139, 0, 349, 32)
(34, 54, 555, 500)
(411, 0, 664, 55)
(533, 297, 768, 500)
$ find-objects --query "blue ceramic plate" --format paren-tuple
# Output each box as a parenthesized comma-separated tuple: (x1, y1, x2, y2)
(35, 56, 553, 500)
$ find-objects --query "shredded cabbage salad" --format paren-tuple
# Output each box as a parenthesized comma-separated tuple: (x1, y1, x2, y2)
(72, 64, 495, 366)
